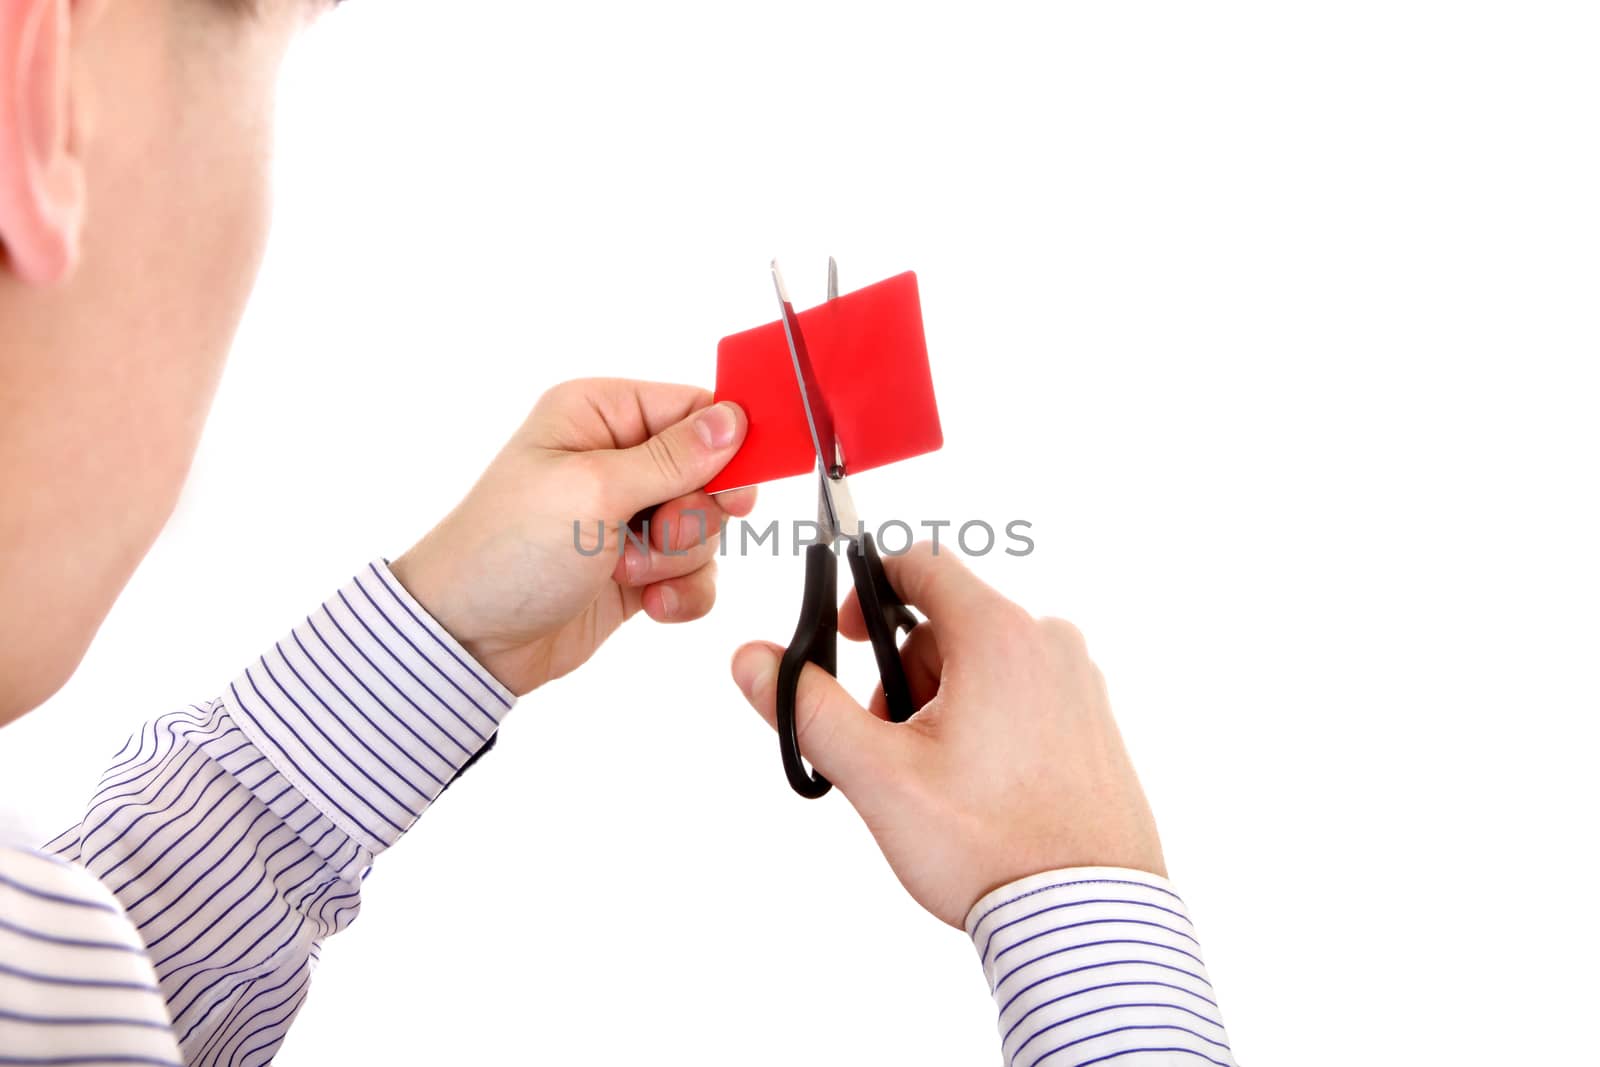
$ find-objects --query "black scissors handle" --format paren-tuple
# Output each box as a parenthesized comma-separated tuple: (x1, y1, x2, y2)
(846, 532, 919, 723)
(777, 534, 918, 799)
(777, 543, 838, 798)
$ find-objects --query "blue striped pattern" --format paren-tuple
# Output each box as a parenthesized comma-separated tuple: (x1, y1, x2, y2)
(1, 563, 512, 1064)
(0, 848, 183, 1065)
(966, 869, 1234, 1067)
(3, 560, 1233, 1065)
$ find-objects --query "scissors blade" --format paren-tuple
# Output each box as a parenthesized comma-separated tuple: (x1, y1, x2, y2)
(818, 258, 859, 538)
(771, 259, 839, 478)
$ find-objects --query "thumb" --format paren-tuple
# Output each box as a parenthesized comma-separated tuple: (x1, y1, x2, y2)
(731, 641, 896, 792)
(600, 401, 746, 516)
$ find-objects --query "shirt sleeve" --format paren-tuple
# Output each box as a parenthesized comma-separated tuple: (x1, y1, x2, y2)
(42, 561, 513, 1066)
(965, 867, 1235, 1067)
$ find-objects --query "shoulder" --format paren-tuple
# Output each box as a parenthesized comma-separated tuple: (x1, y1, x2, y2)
(1, 844, 123, 909)
(0, 844, 150, 956)
(0, 847, 181, 1064)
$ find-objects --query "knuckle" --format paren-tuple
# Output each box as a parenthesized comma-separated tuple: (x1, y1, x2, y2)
(645, 434, 686, 486)
(561, 453, 615, 515)
(906, 540, 978, 595)
(1039, 615, 1089, 655)
(904, 539, 945, 576)
(986, 598, 1032, 634)
(537, 377, 594, 411)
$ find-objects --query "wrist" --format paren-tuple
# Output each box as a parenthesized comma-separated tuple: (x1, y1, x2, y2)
(388, 547, 521, 693)
(961, 824, 1167, 924)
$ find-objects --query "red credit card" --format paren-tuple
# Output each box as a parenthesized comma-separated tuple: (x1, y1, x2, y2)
(707, 271, 942, 494)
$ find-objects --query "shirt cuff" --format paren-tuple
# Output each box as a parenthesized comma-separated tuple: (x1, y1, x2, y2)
(965, 867, 1234, 1067)
(223, 560, 515, 855)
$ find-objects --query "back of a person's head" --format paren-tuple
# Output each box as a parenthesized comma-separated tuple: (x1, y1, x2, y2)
(0, 0, 337, 725)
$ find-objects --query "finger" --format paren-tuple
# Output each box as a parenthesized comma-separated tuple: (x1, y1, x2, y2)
(612, 491, 729, 586)
(597, 401, 748, 517)
(712, 485, 758, 519)
(642, 561, 718, 623)
(531, 378, 714, 452)
(839, 588, 868, 642)
(645, 488, 755, 549)
(864, 541, 1014, 642)
(616, 534, 720, 588)
(839, 560, 945, 718)
(731, 641, 898, 790)
(861, 623, 945, 721)
(648, 492, 729, 553)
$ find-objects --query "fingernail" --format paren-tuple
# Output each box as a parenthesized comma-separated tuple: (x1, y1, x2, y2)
(732, 646, 774, 699)
(694, 402, 739, 449)
(676, 513, 706, 551)
(657, 585, 679, 618)
(624, 543, 647, 583)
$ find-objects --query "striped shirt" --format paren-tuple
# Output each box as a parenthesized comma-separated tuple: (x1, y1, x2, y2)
(1, 562, 1231, 1065)
(967, 870, 1234, 1066)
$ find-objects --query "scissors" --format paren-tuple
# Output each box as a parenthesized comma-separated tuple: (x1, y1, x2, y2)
(771, 257, 920, 799)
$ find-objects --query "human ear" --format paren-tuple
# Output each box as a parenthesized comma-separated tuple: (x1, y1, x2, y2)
(0, 0, 86, 285)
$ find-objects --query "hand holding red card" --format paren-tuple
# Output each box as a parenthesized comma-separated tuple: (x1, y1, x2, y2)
(706, 271, 942, 493)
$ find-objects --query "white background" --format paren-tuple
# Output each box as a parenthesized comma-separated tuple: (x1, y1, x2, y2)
(2, 1, 1597, 1063)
